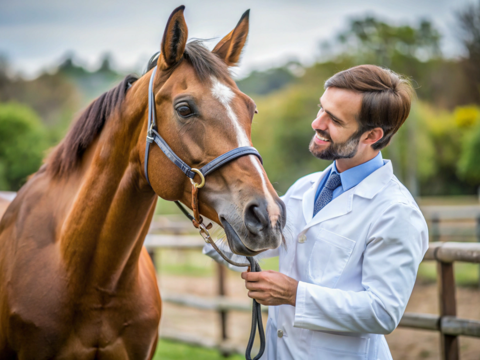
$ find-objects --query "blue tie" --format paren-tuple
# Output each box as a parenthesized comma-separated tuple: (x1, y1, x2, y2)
(313, 173, 342, 216)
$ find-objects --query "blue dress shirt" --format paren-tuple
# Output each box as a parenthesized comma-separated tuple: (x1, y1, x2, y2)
(314, 152, 385, 203)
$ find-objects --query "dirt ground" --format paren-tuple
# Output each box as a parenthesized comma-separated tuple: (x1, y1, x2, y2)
(157, 272, 480, 359)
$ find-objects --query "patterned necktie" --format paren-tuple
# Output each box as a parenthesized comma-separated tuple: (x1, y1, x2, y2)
(313, 172, 342, 216)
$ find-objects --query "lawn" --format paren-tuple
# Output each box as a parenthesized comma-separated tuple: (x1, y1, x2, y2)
(153, 340, 244, 360)
(153, 247, 280, 277)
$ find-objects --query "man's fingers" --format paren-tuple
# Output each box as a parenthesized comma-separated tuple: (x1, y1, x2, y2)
(248, 291, 267, 301)
(245, 281, 265, 291)
(241, 271, 261, 281)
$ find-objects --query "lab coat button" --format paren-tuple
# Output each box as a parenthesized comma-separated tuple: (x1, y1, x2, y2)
(298, 234, 307, 243)
(277, 329, 284, 338)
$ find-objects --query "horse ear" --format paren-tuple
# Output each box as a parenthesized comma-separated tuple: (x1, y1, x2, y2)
(158, 5, 188, 70)
(212, 10, 250, 67)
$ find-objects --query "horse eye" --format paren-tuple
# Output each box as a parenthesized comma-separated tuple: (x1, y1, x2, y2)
(175, 103, 193, 118)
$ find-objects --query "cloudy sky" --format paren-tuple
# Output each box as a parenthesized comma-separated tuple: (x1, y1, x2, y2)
(0, 0, 474, 79)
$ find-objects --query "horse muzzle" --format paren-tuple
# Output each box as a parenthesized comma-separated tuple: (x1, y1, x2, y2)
(221, 198, 285, 256)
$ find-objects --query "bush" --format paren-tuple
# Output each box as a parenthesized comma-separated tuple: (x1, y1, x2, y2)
(0, 102, 48, 190)
(458, 118, 480, 185)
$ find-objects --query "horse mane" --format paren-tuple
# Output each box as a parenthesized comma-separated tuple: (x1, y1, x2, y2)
(45, 75, 138, 178)
(46, 40, 229, 178)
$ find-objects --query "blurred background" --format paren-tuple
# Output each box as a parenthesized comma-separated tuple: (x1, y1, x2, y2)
(1, 0, 480, 359)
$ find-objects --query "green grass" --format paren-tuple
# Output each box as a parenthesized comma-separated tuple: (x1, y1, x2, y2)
(154, 247, 281, 277)
(155, 249, 215, 277)
(418, 261, 480, 287)
(153, 340, 244, 360)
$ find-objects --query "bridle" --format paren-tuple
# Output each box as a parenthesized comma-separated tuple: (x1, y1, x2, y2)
(144, 66, 266, 360)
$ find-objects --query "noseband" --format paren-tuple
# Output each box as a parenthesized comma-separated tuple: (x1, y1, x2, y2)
(144, 66, 265, 360)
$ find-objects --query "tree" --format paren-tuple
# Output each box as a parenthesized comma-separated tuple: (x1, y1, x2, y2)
(0, 103, 48, 190)
(335, 16, 441, 66)
(457, 0, 480, 104)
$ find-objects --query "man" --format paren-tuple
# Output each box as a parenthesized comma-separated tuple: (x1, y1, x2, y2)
(205, 64, 428, 359)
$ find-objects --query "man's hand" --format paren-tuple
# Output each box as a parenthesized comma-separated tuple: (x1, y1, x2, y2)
(241, 270, 299, 306)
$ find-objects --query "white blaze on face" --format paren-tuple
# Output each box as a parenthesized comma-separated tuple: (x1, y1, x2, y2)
(210, 77, 250, 147)
(210, 77, 281, 228)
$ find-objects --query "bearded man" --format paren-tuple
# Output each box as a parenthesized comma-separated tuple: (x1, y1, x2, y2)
(205, 64, 428, 360)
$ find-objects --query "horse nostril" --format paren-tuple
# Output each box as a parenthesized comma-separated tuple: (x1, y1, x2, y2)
(244, 202, 269, 235)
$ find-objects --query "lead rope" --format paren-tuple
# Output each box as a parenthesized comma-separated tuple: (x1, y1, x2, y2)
(174, 198, 266, 360)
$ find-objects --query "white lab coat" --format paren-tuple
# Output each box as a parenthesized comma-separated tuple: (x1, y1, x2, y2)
(204, 160, 428, 360)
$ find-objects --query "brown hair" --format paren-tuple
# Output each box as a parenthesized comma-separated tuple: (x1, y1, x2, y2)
(324, 65, 415, 150)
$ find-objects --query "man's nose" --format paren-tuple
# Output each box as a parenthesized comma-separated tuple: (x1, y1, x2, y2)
(312, 112, 328, 130)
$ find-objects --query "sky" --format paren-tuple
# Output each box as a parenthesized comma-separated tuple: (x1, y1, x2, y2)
(0, 0, 475, 79)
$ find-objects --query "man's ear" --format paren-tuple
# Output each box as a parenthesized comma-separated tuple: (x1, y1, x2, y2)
(158, 5, 188, 70)
(212, 10, 249, 66)
(364, 127, 384, 145)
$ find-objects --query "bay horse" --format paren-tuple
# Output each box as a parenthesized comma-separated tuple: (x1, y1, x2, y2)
(0, 6, 285, 359)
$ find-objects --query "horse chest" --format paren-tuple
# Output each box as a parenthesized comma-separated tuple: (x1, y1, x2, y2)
(8, 290, 159, 360)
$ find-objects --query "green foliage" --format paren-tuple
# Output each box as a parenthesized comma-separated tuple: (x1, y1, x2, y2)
(335, 16, 441, 65)
(153, 339, 244, 360)
(407, 103, 467, 195)
(236, 65, 297, 95)
(0, 102, 48, 190)
(455, 106, 479, 128)
(458, 117, 480, 185)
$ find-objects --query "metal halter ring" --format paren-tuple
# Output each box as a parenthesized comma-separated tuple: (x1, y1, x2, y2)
(189, 168, 205, 188)
(198, 223, 212, 243)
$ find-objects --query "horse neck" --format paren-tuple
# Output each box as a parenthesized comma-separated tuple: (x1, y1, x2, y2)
(59, 79, 156, 291)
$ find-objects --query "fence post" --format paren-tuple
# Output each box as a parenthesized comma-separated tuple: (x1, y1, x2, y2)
(432, 214, 440, 242)
(217, 262, 229, 357)
(437, 261, 459, 360)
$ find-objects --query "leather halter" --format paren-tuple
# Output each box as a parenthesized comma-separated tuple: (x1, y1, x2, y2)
(144, 66, 262, 187)
(144, 66, 266, 360)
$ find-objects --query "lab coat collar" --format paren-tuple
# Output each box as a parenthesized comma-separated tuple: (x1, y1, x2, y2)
(353, 160, 393, 199)
(301, 160, 393, 229)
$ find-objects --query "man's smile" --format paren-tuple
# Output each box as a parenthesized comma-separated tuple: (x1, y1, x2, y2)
(314, 131, 331, 145)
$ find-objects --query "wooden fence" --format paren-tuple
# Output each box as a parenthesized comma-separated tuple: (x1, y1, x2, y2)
(147, 205, 480, 360)
(146, 236, 480, 359)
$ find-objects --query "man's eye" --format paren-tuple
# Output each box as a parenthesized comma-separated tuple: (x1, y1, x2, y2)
(175, 103, 193, 117)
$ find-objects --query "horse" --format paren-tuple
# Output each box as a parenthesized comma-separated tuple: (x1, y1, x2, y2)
(0, 6, 286, 359)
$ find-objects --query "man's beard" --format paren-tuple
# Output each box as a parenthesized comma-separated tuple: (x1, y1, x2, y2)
(309, 129, 363, 160)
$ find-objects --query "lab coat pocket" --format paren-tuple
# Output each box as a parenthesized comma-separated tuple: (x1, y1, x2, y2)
(308, 228, 355, 288)
(309, 331, 370, 360)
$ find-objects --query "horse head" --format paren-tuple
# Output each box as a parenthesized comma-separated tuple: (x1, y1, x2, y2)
(140, 6, 286, 256)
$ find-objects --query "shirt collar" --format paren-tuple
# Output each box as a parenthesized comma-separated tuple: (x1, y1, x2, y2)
(332, 152, 384, 192)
